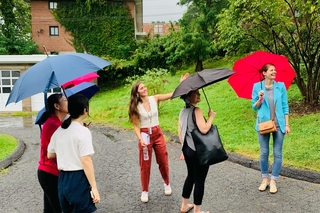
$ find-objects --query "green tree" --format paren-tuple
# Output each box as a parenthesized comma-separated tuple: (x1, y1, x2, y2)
(173, 31, 211, 71)
(179, 0, 229, 35)
(0, 0, 15, 38)
(0, 0, 40, 54)
(178, 0, 229, 71)
(217, 0, 320, 105)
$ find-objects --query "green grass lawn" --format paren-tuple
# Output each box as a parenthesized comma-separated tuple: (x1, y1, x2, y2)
(0, 134, 18, 161)
(88, 57, 320, 172)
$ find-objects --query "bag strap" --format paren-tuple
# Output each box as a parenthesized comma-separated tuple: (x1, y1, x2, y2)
(192, 107, 209, 129)
(258, 103, 276, 123)
(271, 103, 276, 120)
(191, 107, 197, 130)
(259, 80, 276, 122)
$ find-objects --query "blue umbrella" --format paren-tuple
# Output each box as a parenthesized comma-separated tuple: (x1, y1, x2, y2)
(6, 53, 111, 106)
(35, 82, 100, 125)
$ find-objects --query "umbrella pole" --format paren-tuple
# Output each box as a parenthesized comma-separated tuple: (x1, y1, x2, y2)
(44, 92, 48, 111)
(201, 88, 211, 109)
(61, 87, 67, 98)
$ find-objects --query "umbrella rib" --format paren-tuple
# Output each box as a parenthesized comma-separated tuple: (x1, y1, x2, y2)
(238, 73, 261, 98)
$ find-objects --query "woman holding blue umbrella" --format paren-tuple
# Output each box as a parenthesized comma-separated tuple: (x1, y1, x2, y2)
(37, 93, 68, 213)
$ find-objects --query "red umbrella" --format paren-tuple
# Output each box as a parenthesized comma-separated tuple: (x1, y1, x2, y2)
(62, 72, 99, 89)
(228, 50, 296, 99)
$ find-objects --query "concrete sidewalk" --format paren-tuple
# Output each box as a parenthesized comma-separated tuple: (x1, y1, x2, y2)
(0, 120, 320, 213)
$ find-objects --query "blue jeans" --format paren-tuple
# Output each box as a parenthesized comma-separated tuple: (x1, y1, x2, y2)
(258, 127, 284, 181)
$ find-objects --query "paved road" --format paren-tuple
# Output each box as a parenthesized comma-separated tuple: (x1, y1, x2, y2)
(0, 117, 320, 213)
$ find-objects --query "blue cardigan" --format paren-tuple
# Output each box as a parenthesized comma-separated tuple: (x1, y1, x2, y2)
(251, 81, 289, 133)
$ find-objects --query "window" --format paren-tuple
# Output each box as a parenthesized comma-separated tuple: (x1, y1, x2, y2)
(0, 70, 20, 93)
(154, 25, 163, 35)
(52, 87, 62, 93)
(49, 1, 58, 9)
(49, 26, 59, 36)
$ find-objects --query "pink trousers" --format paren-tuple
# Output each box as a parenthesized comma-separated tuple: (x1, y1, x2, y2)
(139, 125, 170, 191)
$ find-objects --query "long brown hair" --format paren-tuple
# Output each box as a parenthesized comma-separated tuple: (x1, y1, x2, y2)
(128, 81, 142, 122)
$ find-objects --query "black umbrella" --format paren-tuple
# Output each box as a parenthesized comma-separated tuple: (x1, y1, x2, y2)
(171, 68, 235, 108)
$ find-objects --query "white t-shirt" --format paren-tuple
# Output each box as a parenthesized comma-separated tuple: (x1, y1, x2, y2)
(137, 96, 159, 128)
(48, 122, 94, 171)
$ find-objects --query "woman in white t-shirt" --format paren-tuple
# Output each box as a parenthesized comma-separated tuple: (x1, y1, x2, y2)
(48, 94, 100, 212)
(128, 74, 189, 203)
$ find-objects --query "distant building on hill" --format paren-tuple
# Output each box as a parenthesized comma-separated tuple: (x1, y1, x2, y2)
(143, 21, 180, 38)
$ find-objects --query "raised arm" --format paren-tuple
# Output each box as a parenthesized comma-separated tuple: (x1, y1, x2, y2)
(154, 73, 190, 103)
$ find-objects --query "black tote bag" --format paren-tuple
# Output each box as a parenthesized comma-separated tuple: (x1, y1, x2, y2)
(191, 108, 228, 166)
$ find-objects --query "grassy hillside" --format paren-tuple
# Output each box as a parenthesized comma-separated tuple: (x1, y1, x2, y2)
(88, 57, 320, 172)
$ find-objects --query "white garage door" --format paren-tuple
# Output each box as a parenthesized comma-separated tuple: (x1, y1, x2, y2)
(31, 87, 62, 111)
(0, 70, 22, 111)
(0, 69, 63, 112)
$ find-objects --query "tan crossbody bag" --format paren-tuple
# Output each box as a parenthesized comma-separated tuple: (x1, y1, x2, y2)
(258, 104, 277, 135)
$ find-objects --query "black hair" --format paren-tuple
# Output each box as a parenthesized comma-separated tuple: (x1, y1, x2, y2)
(61, 93, 89, 129)
(180, 92, 192, 108)
(40, 93, 63, 124)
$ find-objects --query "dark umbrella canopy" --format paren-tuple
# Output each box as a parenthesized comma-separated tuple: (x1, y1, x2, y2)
(171, 68, 235, 99)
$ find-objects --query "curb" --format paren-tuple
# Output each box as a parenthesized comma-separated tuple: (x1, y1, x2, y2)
(0, 138, 26, 170)
(165, 131, 320, 184)
(228, 152, 320, 184)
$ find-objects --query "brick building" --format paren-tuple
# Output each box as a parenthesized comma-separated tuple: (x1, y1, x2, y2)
(25, 0, 143, 54)
(143, 22, 180, 38)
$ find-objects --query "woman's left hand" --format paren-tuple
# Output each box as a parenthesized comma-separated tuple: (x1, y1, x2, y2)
(179, 153, 185, 160)
(285, 126, 290, 135)
(180, 73, 190, 82)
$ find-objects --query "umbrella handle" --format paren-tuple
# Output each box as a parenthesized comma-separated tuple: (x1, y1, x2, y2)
(201, 88, 211, 109)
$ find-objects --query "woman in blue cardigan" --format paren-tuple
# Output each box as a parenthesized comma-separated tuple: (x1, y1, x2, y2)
(251, 63, 291, 194)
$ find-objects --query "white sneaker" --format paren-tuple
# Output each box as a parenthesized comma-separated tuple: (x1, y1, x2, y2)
(141, 191, 148, 203)
(164, 183, 172, 195)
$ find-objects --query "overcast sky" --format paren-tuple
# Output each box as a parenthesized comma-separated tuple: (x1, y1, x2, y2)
(143, 0, 187, 23)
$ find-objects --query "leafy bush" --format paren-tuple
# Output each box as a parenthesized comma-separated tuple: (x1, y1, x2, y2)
(98, 57, 142, 88)
(125, 68, 170, 96)
(125, 68, 171, 111)
(133, 37, 169, 70)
